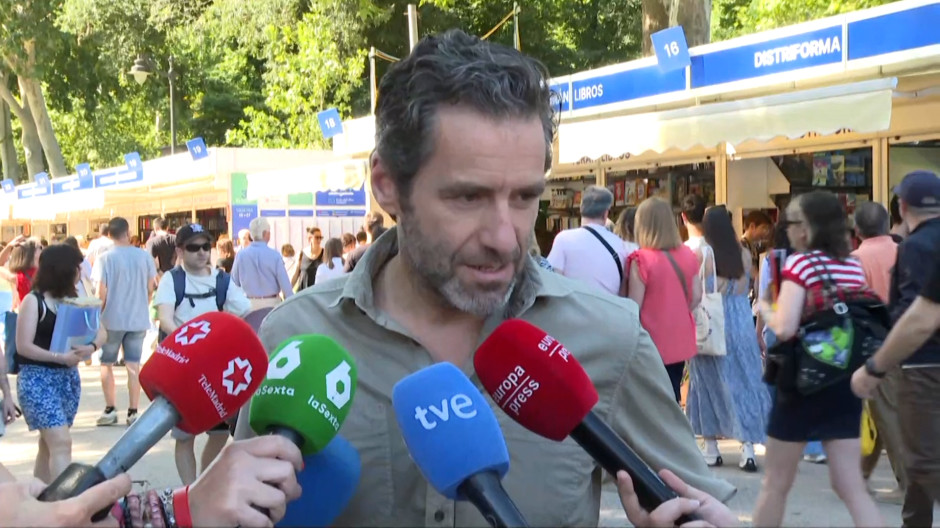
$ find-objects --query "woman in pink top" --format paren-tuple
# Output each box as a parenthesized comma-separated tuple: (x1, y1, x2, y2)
(625, 197, 702, 402)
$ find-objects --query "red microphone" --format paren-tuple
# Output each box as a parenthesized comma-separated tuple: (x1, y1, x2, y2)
(475, 319, 699, 524)
(38, 312, 268, 520)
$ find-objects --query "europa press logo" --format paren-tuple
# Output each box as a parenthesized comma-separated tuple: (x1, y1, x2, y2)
(175, 320, 211, 346)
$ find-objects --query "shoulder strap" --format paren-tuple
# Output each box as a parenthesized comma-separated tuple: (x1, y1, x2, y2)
(33, 291, 46, 322)
(171, 266, 187, 309)
(582, 225, 623, 283)
(664, 250, 690, 302)
(215, 271, 230, 311)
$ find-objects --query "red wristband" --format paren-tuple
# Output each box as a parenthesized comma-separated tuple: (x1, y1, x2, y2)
(172, 486, 194, 528)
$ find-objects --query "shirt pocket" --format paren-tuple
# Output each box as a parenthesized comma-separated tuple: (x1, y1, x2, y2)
(500, 425, 600, 527)
(335, 399, 395, 526)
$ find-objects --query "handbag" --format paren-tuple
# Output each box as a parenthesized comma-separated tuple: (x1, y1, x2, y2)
(780, 254, 888, 396)
(691, 245, 727, 356)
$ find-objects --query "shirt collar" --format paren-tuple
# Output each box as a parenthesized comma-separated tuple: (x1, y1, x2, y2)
(331, 226, 571, 318)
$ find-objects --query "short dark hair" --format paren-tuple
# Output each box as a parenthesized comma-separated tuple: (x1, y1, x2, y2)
(63, 236, 79, 250)
(341, 233, 356, 247)
(33, 244, 82, 299)
(889, 194, 902, 227)
(799, 191, 852, 259)
(703, 207, 745, 279)
(744, 210, 773, 229)
(108, 217, 129, 239)
(98, 224, 109, 236)
(154, 217, 167, 230)
(356, 231, 368, 243)
(365, 211, 385, 237)
(681, 194, 706, 224)
(374, 29, 555, 200)
(854, 201, 889, 239)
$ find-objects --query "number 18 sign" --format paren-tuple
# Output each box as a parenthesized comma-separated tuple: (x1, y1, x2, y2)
(651, 26, 691, 72)
(317, 108, 344, 140)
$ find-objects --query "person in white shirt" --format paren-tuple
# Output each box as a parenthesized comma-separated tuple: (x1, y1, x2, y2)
(153, 223, 251, 485)
(314, 237, 348, 284)
(85, 224, 114, 270)
(547, 185, 629, 296)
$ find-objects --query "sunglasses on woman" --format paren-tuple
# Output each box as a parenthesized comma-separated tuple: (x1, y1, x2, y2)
(184, 242, 212, 253)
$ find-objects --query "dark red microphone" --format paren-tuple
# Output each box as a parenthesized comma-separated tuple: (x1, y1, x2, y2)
(38, 312, 268, 520)
(475, 319, 699, 524)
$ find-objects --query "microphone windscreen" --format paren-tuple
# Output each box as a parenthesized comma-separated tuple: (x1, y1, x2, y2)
(140, 312, 268, 435)
(276, 435, 361, 528)
(392, 362, 509, 500)
(249, 335, 357, 454)
(474, 319, 599, 441)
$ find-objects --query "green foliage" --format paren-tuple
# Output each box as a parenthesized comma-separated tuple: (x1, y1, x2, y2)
(712, 0, 900, 41)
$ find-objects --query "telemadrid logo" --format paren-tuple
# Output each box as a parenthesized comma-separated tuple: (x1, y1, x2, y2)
(175, 320, 211, 346)
(222, 357, 253, 396)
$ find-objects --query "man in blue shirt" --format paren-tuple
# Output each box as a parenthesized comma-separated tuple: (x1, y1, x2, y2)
(231, 217, 293, 311)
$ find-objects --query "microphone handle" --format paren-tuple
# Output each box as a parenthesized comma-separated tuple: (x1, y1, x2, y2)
(570, 412, 700, 526)
(457, 470, 529, 528)
(254, 426, 306, 519)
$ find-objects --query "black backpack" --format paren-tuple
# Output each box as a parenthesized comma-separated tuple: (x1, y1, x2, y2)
(158, 267, 231, 341)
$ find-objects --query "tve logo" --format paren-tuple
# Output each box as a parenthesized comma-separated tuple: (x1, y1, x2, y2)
(414, 394, 478, 430)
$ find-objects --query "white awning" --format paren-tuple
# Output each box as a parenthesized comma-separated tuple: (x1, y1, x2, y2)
(557, 78, 897, 164)
(10, 188, 106, 221)
(246, 158, 368, 200)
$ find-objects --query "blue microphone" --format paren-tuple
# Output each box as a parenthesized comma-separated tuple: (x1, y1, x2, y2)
(276, 435, 361, 528)
(392, 362, 529, 528)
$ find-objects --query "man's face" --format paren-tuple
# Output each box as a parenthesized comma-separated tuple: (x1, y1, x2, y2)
(373, 106, 546, 317)
(180, 235, 211, 269)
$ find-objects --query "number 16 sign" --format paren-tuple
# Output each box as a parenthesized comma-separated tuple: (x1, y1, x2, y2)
(651, 26, 691, 72)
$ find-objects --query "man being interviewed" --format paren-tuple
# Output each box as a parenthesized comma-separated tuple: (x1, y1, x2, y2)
(237, 29, 734, 527)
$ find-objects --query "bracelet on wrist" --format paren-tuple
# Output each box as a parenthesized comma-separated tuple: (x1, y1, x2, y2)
(160, 488, 178, 528)
(171, 486, 193, 528)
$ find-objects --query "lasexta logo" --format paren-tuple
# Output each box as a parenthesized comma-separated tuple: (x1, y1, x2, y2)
(267, 340, 302, 380)
(325, 361, 352, 409)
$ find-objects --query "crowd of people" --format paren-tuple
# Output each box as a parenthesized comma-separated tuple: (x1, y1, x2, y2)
(1, 28, 940, 528)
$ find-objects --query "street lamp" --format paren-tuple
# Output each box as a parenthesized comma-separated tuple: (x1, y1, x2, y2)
(129, 55, 177, 154)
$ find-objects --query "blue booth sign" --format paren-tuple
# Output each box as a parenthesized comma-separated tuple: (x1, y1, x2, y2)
(691, 24, 843, 88)
(259, 209, 286, 217)
(317, 108, 344, 139)
(651, 26, 691, 72)
(17, 182, 51, 200)
(316, 209, 367, 218)
(848, 3, 940, 61)
(1, 179, 14, 194)
(95, 169, 143, 188)
(34, 172, 50, 186)
(288, 209, 315, 217)
(570, 64, 686, 111)
(124, 152, 143, 172)
(315, 185, 367, 207)
(53, 175, 94, 194)
(76, 163, 93, 187)
(550, 81, 572, 112)
(232, 204, 257, 236)
(187, 137, 209, 161)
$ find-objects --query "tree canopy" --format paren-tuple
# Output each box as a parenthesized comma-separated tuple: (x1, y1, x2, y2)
(0, 0, 900, 181)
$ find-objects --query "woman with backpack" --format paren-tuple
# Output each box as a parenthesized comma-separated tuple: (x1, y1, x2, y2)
(15, 244, 104, 482)
(753, 191, 884, 527)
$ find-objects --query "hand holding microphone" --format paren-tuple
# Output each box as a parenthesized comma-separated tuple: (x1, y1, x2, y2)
(38, 312, 269, 521)
(475, 319, 702, 526)
(0, 473, 131, 528)
(393, 362, 529, 528)
(617, 469, 738, 528)
(248, 335, 358, 520)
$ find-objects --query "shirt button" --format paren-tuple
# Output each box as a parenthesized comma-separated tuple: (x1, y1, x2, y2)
(434, 510, 445, 522)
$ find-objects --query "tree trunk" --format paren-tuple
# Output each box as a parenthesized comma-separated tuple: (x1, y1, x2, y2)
(642, 0, 671, 56)
(20, 42, 67, 178)
(15, 79, 44, 179)
(20, 76, 67, 177)
(642, 0, 710, 55)
(0, 70, 43, 180)
(676, 0, 711, 47)
(0, 99, 20, 181)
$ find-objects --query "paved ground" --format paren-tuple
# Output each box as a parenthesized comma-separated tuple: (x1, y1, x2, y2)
(0, 365, 925, 527)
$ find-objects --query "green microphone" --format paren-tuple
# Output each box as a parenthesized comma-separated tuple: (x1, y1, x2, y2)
(249, 334, 358, 455)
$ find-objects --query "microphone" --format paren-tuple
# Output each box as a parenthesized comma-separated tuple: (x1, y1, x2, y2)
(248, 335, 358, 517)
(474, 319, 699, 524)
(392, 362, 529, 528)
(276, 435, 361, 528)
(39, 312, 268, 521)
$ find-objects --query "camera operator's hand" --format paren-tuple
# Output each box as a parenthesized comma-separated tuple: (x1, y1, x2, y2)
(187, 435, 303, 528)
(0, 473, 130, 527)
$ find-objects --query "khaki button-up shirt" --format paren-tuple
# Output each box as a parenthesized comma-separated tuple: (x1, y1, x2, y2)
(245, 228, 735, 527)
